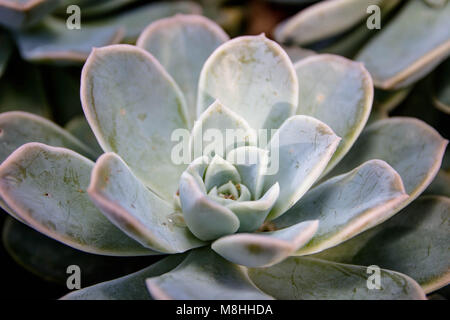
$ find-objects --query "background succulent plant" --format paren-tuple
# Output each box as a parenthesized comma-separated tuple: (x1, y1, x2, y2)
(0, 0, 285, 130)
(0, 0, 209, 130)
(274, 0, 450, 132)
(0, 13, 448, 300)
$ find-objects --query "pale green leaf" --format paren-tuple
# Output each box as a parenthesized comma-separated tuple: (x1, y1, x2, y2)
(274, 160, 407, 255)
(197, 34, 299, 130)
(356, 0, 450, 89)
(0, 111, 97, 163)
(89, 152, 205, 253)
(62, 254, 186, 300)
(328, 118, 448, 209)
(146, 247, 274, 300)
(275, 0, 384, 46)
(351, 196, 450, 293)
(81, 44, 189, 201)
(294, 54, 373, 175)
(248, 256, 426, 300)
(179, 171, 239, 241)
(264, 115, 340, 220)
(189, 101, 256, 160)
(0, 142, 153, 256)
(137, 14, 228, 123)
(212, 220, 318, 267)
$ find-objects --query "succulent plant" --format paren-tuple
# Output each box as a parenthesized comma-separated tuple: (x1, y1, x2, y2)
(274, 0, 450, 123)
(0, 0, 206, 128)
(0, 0, 250, 131)
(0, 14, 448, 300)
(0, 0, 202, 64)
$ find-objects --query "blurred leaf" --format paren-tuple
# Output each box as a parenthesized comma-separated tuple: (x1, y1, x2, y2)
(14, 17, 123, 65)
(0, 0, 60, 30)
(2, 217, 162, 286)
(356, 0, 450, 89)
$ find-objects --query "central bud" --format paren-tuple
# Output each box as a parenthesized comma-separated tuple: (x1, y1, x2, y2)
(211, 181, 244, 201)
(176, 148, 280, 241)
(203, 155, 251, 204)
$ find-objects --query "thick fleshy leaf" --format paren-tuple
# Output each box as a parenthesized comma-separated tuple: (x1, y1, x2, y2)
(248, 256, 426, 300)
(197, 34, 299, 130)
(182, 155, 208, 192)
(350, 196, 450, 293)
(14, 17, 123, 64)
(146, 247, 274, 300)
(89, 153, 205, 253)
(93, 1, 202, 43)
(294, 54, 373, 175)
(226, 182, 279, 232)
(203, 154, 240, 191)
(189, 101, 256, 160)
(431, 58, 450, 114)
(356, 0, 450, 89)
(0, 61, 49, 115)
(264, 115, 341, 220)
(274, 160, 408, 255)
(179, 171, 239, 241)
(328, 118, 448, 210)
(0, 33, 12, 78)
(212, 220, 318, 267)
(65, 116, 103, 157)
(81, 44, 189, 201)
(0, 143, 152, 256)
(0, 0, 60, 29)
(274, 0, 384, 46)
(137, 14, 228, 123)
(2, 217, 162, 286)
(226, 146, 268, 200)
(0, 112, 97, 163)
(61, 254, 186, 300)
(316, 0, 401, 58)
(215, 181, 240, 200)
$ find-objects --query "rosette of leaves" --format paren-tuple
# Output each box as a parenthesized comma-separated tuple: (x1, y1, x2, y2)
(273, 0, 450, 124)
(0, 14, 448, 300)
